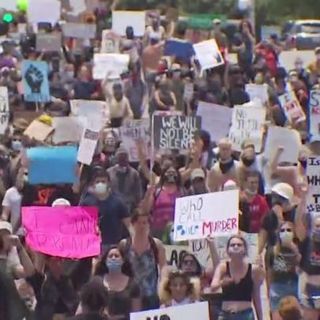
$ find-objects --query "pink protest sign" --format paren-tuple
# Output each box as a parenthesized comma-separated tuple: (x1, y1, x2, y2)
(22, 206, 101, 259)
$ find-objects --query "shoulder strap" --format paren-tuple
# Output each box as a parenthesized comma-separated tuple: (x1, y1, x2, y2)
(149, 236, 159, 279)
(226, 261, 230, 276)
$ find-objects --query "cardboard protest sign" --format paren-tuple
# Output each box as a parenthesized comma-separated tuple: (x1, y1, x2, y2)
(264, 126, 301, 162)
(36, 33, 62, 52)
(279, 91, 306, 124)
(189, 233, 258, 268)
(228, 105, 266, 152)
(28, 0, 61, 25)
(245, 83, 269, 105)
(101, 30, 120, 53)
(197, 101, 232, 143)
(164, 38, 195, 61)
(153, 115, 201, 150)
(309, 90, 320, 142)
(93, 53, 130, 80)
(119, 119, 150, 162)
(70, 99, 108, 128)
(279, 50, 314, 72)
(112, 11, 146, 37)
(22, 60, 50, 103)
(52, 117, 83, 144)
(165, 245, 189, 269)
(77, 121, 100, 165)
(193, 39, 224, 72)
(22, 206, 101, 258)
(62, 23, 97, 39)
(130, 301, 209, 320)
(0, 87, 10, 134)
(173, 190, 239, 241)
(24, 120, 54, 142)
(306, 157, 320, 213)
(27, 146, 78, 185)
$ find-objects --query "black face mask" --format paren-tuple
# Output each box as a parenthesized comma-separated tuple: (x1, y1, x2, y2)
(165, 173, 178, 184)
(242, 157, 255, 167)
(219, 159, 234, 174)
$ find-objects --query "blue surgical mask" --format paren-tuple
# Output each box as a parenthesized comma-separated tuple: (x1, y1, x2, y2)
(11, 140, 22, 151)
(106, 260, 122, 273)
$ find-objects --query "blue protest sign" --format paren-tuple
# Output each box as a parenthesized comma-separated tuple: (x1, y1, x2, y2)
(27, 146, 78, 185)
(164, 38, 195, 62)
(22, 60, 50, 103)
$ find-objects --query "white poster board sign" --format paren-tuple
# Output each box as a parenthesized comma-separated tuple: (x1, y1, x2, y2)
(93, 53, 129, 80)
(52, 117, 83, 144)
(309, 90, 320, 142)
(165, 245, 189, 269)
(197, 101, 232, 143)
(279, 91, 306, 124)
(0, 0, 17, 11)
(173, 190, 239, 242)
(0, 87, 9, 135)
(306, 156, 320, 214)
(119, 119, 150, 162)
(28, 0, 61, 24)
(130, 302, 209, 320)
(245, 83, 269, 105)
(264, 126, 301, 162)
(193, 39, 224, 72)
(62, 23, 96, 39)
(112, 11, 146, 37)
(101, 30, 120, 53)
(228, 105, 266, 152)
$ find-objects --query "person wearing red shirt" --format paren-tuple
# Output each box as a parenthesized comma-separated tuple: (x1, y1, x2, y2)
(240, 171, 269, 233)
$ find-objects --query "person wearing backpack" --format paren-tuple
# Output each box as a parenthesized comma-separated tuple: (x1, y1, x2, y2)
(119, 209, 167, 311)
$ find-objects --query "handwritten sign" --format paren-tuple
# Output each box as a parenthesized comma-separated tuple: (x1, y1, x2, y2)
(264, 126, 301, 163)
(197, 101, 232, 143)
(309, 90, 320, 142)
(22, 206, 101, 259)
(153, 115, 201, 150)
(52, 117, 83, 144)
(0, 87, 9, 134)
(173, 190, 239, 242)
(28, 0, 61, 25)
(112, 11, 146, 37)
(130, 302, 209, 320)
(279, 91, 306, 124)
(93, 53, 130, 80)
(62, 23, 97, 39)
(24, 119, 54, 142)
(119, 119, 150, 162)
(306, 157, 320, 213)
(22, 60, 50, 103)
(245, 83, 269, 105)
(193, 39, 224, 72)
(27, 146, 78, 185)
(228, 105, 266, 152)
(165, 245, 189, 269)
(77, 120, 100, 165)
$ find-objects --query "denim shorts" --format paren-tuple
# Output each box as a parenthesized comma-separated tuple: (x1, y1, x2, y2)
(218, 308, 254, 320)
(270, 279, 298, 311)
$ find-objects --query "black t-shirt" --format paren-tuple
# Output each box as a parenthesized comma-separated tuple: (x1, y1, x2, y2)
(67, 313, 107, 320)
(108, 278, 140, 320)
(299, 236, 320, 275)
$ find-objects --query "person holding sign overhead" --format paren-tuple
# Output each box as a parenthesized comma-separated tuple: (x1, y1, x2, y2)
(211, 235, 265, 320)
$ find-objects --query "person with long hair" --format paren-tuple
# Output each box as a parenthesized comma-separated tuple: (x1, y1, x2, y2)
(211, 235, 264, 320)
(94, 246, 141, 320)
(159, 270, 200, 307)
(141, 165, 183, 239)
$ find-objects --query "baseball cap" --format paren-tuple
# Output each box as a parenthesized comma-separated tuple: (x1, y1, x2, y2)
(191, 168, 205, 181)
(0, 221, 12, 233)
(271, 183, 294, 204)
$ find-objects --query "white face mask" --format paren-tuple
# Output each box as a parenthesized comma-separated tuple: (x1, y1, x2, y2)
(94, 182, 107, 195)
(279, 230, 294, 244)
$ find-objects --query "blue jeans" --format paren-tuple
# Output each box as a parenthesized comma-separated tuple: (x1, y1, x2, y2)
(218, 308, 254, 320)
(270, 279, 298, 310)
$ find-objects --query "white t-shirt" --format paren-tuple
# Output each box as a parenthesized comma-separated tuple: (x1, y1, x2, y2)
(2, 187, 22, 233)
